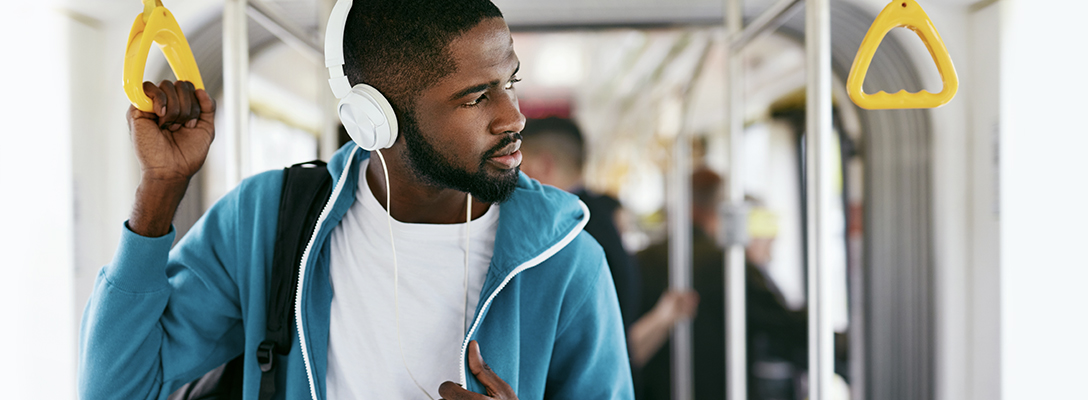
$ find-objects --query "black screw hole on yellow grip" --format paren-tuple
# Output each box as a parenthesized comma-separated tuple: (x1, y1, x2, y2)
(901, 2, 907, 7)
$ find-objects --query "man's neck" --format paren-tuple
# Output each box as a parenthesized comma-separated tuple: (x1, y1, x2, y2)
(365, 150, 491, 224)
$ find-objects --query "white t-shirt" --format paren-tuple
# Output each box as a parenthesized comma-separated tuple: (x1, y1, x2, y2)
(326, 162, 498, 399)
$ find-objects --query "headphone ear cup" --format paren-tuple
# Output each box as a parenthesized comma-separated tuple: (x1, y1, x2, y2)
(337, 84, 398, 151)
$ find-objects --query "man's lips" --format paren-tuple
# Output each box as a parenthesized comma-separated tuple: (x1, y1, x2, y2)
(487, 140, 522, 169)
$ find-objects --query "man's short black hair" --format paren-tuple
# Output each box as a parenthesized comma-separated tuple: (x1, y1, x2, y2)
(343, 0, 503, 115)
(521, 116, 587, 172)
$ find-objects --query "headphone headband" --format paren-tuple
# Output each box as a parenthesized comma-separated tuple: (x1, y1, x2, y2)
(325, 0, 353, 98)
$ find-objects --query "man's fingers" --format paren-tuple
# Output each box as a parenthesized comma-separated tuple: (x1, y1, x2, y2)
(142, 81, 166, 117)
(438, 381, 487, 400)
(175, 82, 199, 128)
(196, 89, 215, 114)
(467, 341, 514, 397)
(186, 83, 201, 128)
(195, 89, 216, 127)
(174, 81, 194, 128)
(468, 340, 485, 375)
(158, 80, 181, 129)
(127, 104, 156, 122)
(182, 82, 200, 118)
(437, 342, 517, 400)
(127, 105, 159, 134)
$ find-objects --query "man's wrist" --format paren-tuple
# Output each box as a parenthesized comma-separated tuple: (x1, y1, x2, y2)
(129, 177, 190, 237)
(649, 304, 675, 327)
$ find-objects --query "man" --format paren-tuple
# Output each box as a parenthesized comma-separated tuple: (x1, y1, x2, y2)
(79, 1, 632, 399)
(635, 169, 805, 400)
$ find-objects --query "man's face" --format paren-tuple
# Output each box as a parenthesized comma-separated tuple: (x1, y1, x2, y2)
(399, 17, 525, 203)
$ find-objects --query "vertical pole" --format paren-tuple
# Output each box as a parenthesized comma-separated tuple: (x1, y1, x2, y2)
(722, 1, 747, 400)
(805, 0, 834, 399)
(223, 0, 250, 186)
(668, 99, 694, 400)
(318, 0, 339, 160)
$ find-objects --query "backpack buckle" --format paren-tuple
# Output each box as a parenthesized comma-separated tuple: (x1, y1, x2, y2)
(256, 341, 276, 372)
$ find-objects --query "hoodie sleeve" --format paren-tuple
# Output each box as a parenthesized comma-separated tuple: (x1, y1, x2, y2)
(79, 174, 279, 400)
(545, 247, 635, 399)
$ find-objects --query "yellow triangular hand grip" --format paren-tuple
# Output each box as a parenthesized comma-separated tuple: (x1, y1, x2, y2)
(123, 0, 204, 112)
(847, 0, 958, 110)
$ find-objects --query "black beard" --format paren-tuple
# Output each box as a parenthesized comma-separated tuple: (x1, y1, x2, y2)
(398, 110, 520, 203)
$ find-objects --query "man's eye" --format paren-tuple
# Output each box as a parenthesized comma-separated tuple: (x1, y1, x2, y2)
(504, 77, 522, 90)
(465, 94, 486, 107)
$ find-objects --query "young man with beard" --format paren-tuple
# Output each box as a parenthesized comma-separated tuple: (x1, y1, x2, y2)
(78, 1, 633, 399)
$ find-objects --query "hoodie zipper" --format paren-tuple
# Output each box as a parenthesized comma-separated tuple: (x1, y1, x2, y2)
(294, 147, 359, 400)
(457, 201, 591, 387)
(293, 146, 589, 398)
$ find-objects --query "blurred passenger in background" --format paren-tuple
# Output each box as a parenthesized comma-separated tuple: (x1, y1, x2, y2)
(520, 117, 641, 331)
(635, 168, 806, 400)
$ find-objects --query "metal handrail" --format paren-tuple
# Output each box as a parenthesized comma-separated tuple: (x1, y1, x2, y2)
(729, 0, 804, 51)
(223, 0, 249, 186)
(718, 1, 834, 400)
(247, 0, 323, 63)
(805, 0, 834, 399)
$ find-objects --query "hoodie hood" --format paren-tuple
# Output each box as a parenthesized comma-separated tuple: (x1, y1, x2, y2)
(324, 143, 588, 278)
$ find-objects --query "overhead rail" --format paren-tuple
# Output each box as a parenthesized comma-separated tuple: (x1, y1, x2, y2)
(728, 0, 804, 51)
(247, 0, 324, 63)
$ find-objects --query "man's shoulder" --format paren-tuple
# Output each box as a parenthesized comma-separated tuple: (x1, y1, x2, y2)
(239, 168, 287, 196)
(499, 173, 603, 272)
(509, 172, 581, 207)
(527, 230, 607, 288)
(498, 173, 587, 237)
(214, 168, 286, 207)
(194, 169, 287, 231)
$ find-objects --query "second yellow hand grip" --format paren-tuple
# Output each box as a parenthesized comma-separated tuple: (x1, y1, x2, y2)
(846, 0, 958, 110)
(123, 4, 204, 112)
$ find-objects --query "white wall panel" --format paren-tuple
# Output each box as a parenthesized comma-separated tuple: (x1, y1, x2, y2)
(1000, 1, 1088, 398)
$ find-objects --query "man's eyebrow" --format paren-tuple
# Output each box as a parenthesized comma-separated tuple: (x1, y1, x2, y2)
(450, 82, 490, 102)
(448, 62, 522, 102)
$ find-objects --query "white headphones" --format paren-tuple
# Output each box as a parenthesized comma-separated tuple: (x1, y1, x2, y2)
(325, 0, 398, 151)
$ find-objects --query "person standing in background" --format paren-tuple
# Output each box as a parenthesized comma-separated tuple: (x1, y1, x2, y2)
(636, 168, 806, 400)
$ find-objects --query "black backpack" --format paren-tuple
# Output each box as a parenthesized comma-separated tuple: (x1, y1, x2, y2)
(169, 160, 334, 400)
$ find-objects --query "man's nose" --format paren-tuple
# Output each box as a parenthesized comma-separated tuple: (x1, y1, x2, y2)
(492, 92, 526, 135)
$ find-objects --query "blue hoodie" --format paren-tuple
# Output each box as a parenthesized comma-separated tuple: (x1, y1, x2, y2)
(79, 144, 634, 399)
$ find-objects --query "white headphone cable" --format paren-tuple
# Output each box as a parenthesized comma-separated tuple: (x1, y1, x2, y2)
(464, 193, 471, 335)
(373, 149, 435, 400)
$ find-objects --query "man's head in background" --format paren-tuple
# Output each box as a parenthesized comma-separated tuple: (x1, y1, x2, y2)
(519, 117, 587, 191)
(344, 0, 523, 203)
(692, 168, 723, 239)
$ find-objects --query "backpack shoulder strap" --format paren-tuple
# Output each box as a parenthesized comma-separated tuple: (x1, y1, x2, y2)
(259, 160, 333, 400)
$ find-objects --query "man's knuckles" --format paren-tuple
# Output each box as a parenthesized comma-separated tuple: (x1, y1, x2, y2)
(438, 381, 469, 398)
